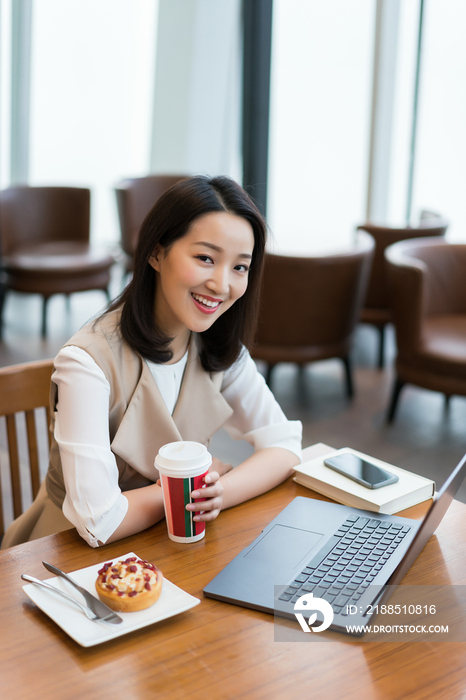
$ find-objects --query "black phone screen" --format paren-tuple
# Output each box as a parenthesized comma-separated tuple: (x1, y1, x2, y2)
(324, 454, 399, 489)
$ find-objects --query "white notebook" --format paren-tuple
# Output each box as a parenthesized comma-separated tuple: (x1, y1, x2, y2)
(294, 447, 435, 514)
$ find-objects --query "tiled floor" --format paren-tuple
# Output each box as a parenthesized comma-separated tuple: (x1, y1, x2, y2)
(1, 264, 465, 537)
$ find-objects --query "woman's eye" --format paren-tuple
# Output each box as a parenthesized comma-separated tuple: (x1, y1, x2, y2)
(196, 255, 214, 264)
(235, 264, 249, 273)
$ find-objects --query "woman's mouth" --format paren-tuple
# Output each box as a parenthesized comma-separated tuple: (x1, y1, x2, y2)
(191, 293, 223, 315)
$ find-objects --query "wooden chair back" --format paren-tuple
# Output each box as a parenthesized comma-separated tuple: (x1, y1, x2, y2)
(0, 359, 54, 537)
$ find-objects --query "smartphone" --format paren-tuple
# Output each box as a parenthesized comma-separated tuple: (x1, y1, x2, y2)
(323, 453, 399, 489)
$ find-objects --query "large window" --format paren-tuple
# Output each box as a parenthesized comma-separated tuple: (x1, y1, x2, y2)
(28, 0, 158, 246)
(2, 1, 465, 250)
(269, 0, 466, 251)
(400, 0, 466, 241)
(0, 0, 13, 189)
(268, 0, 375, 255)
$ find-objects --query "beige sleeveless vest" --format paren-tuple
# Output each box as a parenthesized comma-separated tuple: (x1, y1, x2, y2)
(46, 308, 234, 508)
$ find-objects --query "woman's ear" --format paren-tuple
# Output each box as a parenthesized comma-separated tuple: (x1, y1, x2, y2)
(148, 245, 161, 271)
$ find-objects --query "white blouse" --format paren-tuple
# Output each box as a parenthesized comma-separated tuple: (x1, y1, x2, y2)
(53, 345, 302, 547)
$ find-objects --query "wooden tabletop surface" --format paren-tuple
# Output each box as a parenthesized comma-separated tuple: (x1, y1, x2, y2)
(2, 444, 466, 700)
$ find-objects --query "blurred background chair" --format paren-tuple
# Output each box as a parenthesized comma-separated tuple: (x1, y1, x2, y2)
(0, 259, 5, 342)
(251, 230, 374, 397)
(357, 213, 448, 368)
(0, 186, 114, 337)
(115, 174, 187, 277)
(0, 359, 53, 540)
(385, 237, 466, 422)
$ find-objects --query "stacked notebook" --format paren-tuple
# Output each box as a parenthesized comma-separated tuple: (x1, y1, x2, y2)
(293, 447, 435, 514)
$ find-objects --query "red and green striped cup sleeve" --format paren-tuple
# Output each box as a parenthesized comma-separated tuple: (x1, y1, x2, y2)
(161, 472, 207, 538)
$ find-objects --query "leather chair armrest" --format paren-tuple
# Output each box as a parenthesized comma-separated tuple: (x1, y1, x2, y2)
(385, 243, 428, 354)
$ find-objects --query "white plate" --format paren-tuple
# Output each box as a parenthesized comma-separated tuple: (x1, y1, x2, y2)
(22, 552, 200, 647)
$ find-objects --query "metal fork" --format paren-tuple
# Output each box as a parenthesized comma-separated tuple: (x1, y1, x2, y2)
(42, 561, 123, 624)
(21, 574, 121, 623)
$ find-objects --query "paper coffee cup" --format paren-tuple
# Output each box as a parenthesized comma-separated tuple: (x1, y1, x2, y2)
(155, 441, 212, 543)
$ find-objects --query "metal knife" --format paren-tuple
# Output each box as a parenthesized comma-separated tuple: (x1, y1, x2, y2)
(22, 574, 118, 622)
(42, 561, 123, 624)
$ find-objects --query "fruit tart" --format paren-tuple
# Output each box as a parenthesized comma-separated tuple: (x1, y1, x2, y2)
(95, 557, 163, 612)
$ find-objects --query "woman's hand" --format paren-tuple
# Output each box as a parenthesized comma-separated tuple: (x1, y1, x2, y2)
(186, 471, 224, 522)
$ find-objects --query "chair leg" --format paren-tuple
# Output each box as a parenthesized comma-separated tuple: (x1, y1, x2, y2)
(342, 356, 354, 399)
(265, 364, 275, 387)
(377, 325, 386, 369)
(387, 377, 405, 423)
(41, 297, 50, 338)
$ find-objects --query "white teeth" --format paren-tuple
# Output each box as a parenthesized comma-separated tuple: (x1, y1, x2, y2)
(192, 293, 220, 308)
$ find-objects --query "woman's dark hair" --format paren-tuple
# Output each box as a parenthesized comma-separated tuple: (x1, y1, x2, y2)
(108, 175, 267, 371)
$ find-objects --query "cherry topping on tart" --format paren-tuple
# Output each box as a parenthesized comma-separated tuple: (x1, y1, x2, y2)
(95, 558, 163, 612)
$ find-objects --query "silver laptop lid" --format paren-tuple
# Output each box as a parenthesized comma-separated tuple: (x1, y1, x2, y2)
(388, 452, 466, 586)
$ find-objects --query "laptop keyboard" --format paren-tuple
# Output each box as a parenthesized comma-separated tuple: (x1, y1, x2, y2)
(278, 514, 412, 615)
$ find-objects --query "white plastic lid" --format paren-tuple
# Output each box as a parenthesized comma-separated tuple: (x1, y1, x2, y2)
(155, 441, 212, 476)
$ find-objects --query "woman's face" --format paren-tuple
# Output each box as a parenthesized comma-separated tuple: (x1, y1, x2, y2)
(149, 211, 254, 342)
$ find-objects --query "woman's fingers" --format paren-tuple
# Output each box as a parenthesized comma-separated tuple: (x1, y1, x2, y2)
(187, 488, 222, 509)
(193, 503, 222, 521)
(187, 495, 222, 521)
(186, 471, 223, 520)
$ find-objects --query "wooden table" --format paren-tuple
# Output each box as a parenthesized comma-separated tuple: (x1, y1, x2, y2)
(2, 444, 466, 700)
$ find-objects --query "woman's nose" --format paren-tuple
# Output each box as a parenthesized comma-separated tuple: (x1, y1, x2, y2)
(208, 265, 230, 295)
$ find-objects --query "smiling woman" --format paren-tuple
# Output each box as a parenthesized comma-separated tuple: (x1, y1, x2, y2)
(1, 176, 302, 551)
(148, 211, 254, 360)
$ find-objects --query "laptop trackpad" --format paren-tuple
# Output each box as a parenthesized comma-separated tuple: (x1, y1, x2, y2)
(244, 524, 323, 570)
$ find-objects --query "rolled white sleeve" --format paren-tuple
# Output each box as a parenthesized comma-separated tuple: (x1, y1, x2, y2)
(53, 346, 128, 547)
(221, 350, 302, 460)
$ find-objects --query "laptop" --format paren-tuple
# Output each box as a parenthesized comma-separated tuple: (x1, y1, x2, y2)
(203, 452, 466, 634)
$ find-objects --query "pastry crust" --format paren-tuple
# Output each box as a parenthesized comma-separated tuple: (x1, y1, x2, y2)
(95, 557, 163, 612)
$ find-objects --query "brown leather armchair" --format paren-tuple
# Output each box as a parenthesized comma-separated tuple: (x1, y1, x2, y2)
(358, 216, 448, 367)
(115, 174, 187, 276)
(0, 186, 114, 337)
(251, 231, 374, 396)
(385, 237, 466, 421)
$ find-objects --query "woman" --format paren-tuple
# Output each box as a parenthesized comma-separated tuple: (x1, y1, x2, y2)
(2, 176, 301, 549)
